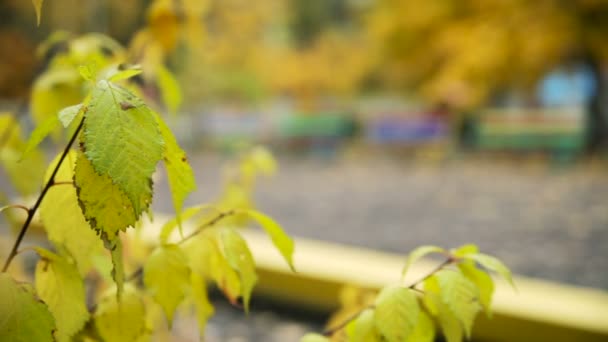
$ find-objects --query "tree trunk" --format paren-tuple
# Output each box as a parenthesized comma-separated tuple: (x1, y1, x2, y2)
(587, 60, 608, 152)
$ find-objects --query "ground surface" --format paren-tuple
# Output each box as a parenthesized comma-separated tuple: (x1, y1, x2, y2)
(159, 152, 608, 289)
(154, 151, 608, 341)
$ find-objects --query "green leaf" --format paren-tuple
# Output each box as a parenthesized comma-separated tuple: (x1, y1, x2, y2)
(458, 260, 494, 315)
(94, 286, 147, 342)
(108, 65, 143, 82)
(219, 228, 257, 313)
(34, 248, 89, 342)
(436, 270, 481, 338)
(402, 245, 446, 278)
(58, 104, 83, 128)
(32, 0, 45, 26)
(451, 244, 479, 258)
(21, 113, 60, 160)
(40, 151, 103, 274)
(83, 80, 163, 214)
(157, 65, 182, 114)
(0, 273, 56, 342)
(191, 273, 214, 338)
(74, 151, 141, 241)
(424, 276, 462, 342)
(143, 244, 190, 325)
(346, 308, 379, 342)
(469, 253, 515, 288)
(244, 209, 295, 271)
(405, 310, 435, 342)
(374, 285, 420, 342)
(78, 65, 95, 81)
(154, 112, 196, 232)
(0, 115, 46, 196)
(159, 206, 204, 244)
(110, 239, 125, 300)
(183, 231, 242, 304)
(299, 333, 331, 342)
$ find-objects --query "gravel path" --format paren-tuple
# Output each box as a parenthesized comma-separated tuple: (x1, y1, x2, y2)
(156, 152, 608, 290)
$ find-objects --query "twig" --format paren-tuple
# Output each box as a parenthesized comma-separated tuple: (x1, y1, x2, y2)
(322, 307, 372, 337)
(0, 204, 30, 215)
(124, 209, 236, 282)
(407, 258, 453, 289)
(2, 117, 84, 272)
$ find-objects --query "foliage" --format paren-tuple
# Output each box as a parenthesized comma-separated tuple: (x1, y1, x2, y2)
(0, 3, 513, 341)
(0, 29, 294, 341)
(312, 244, 513, 342)
(367, 0, 608, 109)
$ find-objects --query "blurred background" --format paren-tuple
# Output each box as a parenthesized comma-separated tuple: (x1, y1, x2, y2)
(1, 0, 608, 340)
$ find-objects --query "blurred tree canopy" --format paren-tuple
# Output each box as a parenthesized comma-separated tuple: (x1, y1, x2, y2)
(368, 0, 608, 147)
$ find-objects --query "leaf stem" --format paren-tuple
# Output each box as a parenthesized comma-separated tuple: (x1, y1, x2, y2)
(407, 258, 453, 289)
(1, 117, 84, 272)
(322, 306, 373, 337)
(0, 204, 30, 214)
(124, 209, 235, 282)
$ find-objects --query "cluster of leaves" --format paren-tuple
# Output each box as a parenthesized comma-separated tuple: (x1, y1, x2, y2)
(302, 244, 513, 342)
(0, 32, 294, 341)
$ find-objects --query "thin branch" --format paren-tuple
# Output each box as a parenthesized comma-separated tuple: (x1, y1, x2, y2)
(407, 258, 454, 290)
(0, 204, 30, 215)
(2, 117, 84, 272)
(124, 209, 236, 282)
(323, 306, 373, 337)
(51, 180, 74, 187)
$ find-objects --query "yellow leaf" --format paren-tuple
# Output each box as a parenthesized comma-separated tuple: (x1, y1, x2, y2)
(40, 151, 104, 275)
(32, 0, 44, 26)
(374, 285, 420, 341)
(191, 272, 214, 337)
(143, 244, 190, 325)
(244, 209, 295, 271)
(35, 249, 89, 342)
(219, 228, 257, 312)
(0, 273, 55, 341)
(94, 286, 147, 342)
(74, 151, 140, 241)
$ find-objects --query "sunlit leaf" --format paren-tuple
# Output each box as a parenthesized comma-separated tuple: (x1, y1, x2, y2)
(300, 333, 331, 342)
(451, 244, 479, 258)
(110, 238, 125, 300)
(405, 310, 435, 342)
(21, 114, 60, 161)
(346, 308, 379, 342)
(74, 151, 141, 241)
(0, 273, 55, 342)
(58, 104, 83, 128)
(94, 286, 147, 342)
(154, 112, 196, 232)
(83, 80, 163, 214)
(143, 244, 190, 325)
(244, 209, 295, 271)
(458, 260, 494, 315)
(374, 285, 420, 341)
(191, 272, 214, 337)
(159, 205, 204, 244)
(157, 62, 182, 114)
(40, 151, 103, 274)
(35, 248, 89, 342)
(469, 253, 515, 288)
(108, 66, 143, 82)
(402, 245, 446, 278)
(0, 114, 46, 196)
(249, 146, 277, 175)
(31, 0, 44, 26)
(424, 276, 463, 342)
(436, 270, 481, 338)
(220, 228, 257, 312)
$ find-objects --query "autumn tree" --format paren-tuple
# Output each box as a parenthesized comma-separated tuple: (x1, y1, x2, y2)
(367, 0, 608, 149)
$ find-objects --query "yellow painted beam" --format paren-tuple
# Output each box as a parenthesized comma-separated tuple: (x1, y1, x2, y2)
(241, 230, 608, 342)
